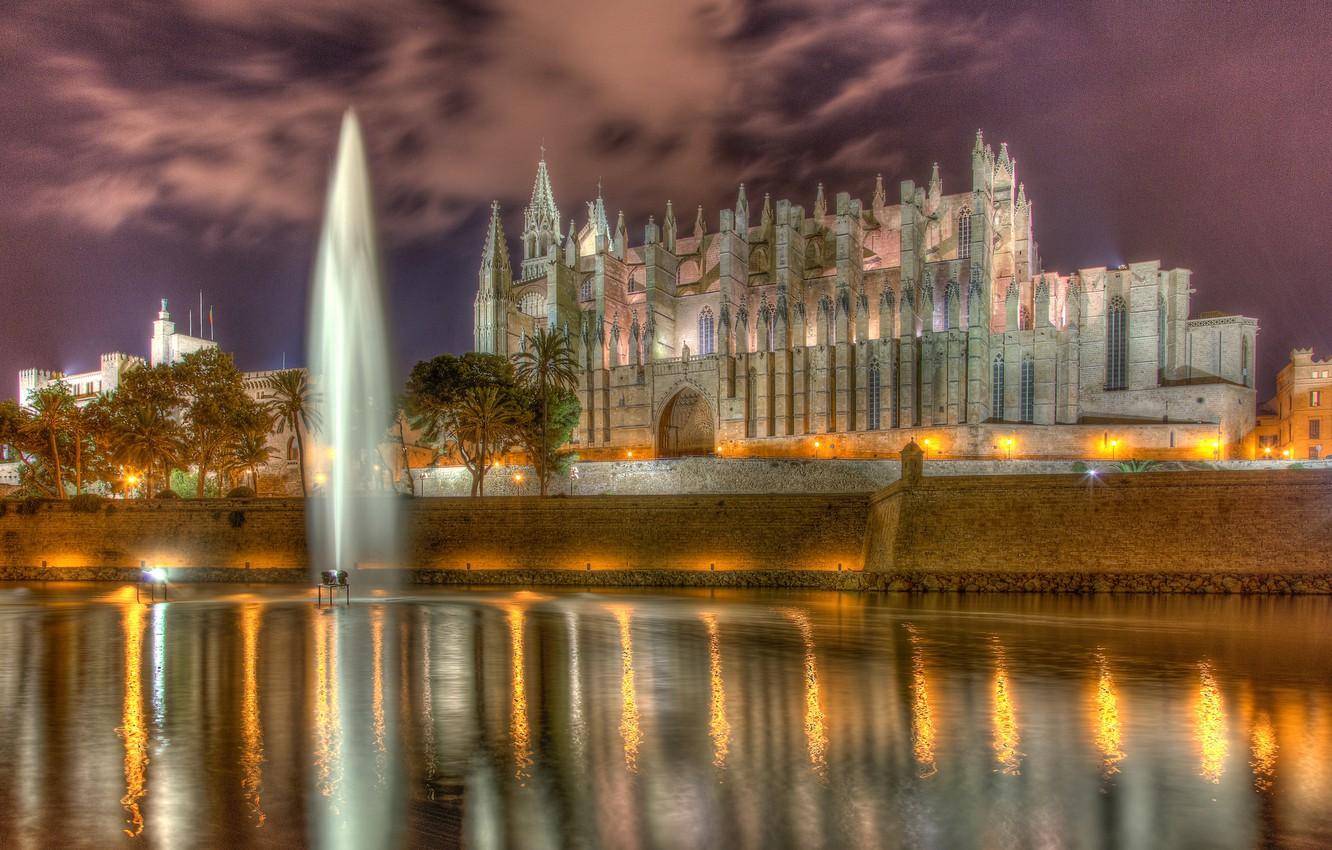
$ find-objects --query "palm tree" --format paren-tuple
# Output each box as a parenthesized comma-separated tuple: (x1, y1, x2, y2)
(230, 419, 277, 492)
(20, 384, 73, 498)
(111, 405, 185, 498)
(513, 327, 579, 495)
(264, 370, 321, 496)
(454, 385, 524, 496)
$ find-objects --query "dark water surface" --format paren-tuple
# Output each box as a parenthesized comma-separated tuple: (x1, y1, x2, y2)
(0, 584, 1328, 848)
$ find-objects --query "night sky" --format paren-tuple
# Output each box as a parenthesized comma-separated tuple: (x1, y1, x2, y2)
(2, 0, 1328, 401)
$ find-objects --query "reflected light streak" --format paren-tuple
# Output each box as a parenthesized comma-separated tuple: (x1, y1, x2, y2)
(240, 605, 266, 826)
(785, 609, 827, 778)
(421, 618, 437, 782)
(1196, 662, 1227, 784)
(1251, 711, 1277, 793)
(992, 640, 1021, 776)
(566, 611, 586, 758)
(609, 606, 642, 773)
(701, 613, 730, 769)
(905, 625, 936, 779)
(313, 614, 342, 806)
(119, 602, 148, 838)
(506, 605, 533, 780)
(371, 606, 386, 782)
(1094, 650, 1125, 778)
(151, 604, 166, 730)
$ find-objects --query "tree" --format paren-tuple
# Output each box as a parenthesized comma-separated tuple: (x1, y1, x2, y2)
(20, 383, 74, 498)
(453, 385, 525, 496)
(228, 413, 278, 492)
(0, 399, 62, 498)
(513, 327, 580, 495)
(514, 387, 581, 495)
(111, 405, 185, 498)
(264, 369, 321, 496)
(175, 348, 258, 497)
(403, 352, 518, 494)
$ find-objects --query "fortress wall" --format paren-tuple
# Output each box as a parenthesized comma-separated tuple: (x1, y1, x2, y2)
(864, 468, 1332, 578)
(0, 494, 869, 573)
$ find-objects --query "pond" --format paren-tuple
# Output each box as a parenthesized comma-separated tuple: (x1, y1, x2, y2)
(0, 584, 1327, 848)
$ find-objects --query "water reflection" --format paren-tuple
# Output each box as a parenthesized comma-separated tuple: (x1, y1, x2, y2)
(119, 602, 148, 838)
(784, 609, 827, 778)
(1094, 649, 1125, 778)
(1197, 661, 1227, 783)
(240, 605, 265, 826)
(506, 604, 533, 781)
(991, 638, 1021, 776)
(905, 624, 936, 779)
(0, 587, 1329, 848)
(701, 613, 730, 769)
(609, 605, 642, 773)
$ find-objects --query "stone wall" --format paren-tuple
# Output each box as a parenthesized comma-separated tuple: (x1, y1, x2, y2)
(864, 467, 1332, 576)
(0, 494, 868, 573)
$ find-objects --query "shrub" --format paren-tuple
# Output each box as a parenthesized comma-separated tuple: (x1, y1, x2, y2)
(226, 486, 256, 499)
(70, 493, 107, 513)
(1116, 459, 1160, 473)
(155, 489, 181, 500)
(228, 510, 247, 528)
(16, 497, 44, 515)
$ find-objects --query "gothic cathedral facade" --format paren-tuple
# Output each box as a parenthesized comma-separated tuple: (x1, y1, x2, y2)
(475, 133, 1256, 460)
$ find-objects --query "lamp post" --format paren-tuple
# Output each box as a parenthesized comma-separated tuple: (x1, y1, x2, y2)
(1004, 438, 1014, 461)
(1109, 439, 1119, 461)
(921, 438, 932, 460)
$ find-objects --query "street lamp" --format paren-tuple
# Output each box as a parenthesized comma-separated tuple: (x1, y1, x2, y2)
(1109, 439, 1119, 461)
(1003, 438, 1015, 460)
(921, 438, 932, 460)
(1210, 439, 1221, 461)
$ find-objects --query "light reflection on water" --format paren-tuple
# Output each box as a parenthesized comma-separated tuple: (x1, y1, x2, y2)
(0, 586, 1328, 848)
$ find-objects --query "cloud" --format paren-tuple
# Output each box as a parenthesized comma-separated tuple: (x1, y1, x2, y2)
(2, 0, 1006, 247)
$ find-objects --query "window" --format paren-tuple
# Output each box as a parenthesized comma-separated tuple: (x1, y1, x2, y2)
(1311, 419, 1321, 440)
(1158, 295, 1167, 377)
(1312, 390, 1322, 407)
(1310, 446, 1322, 460)
(698, 307, 716, 355)
(1240, 335, 1249, 385)
(1105, 295, 1128, 390)
(868, 360, 882, 430)
(1259, 434, 1278, 448)
(992, 353, 1005, 420)
(957, 208, 971, 259)
(579, 277, 593, 302)
(1020, 355, 1035, 423)
(1019, 305, 1031, 331)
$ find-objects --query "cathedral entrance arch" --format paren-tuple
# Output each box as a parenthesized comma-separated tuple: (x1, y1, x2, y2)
(656, 386, 715, 457)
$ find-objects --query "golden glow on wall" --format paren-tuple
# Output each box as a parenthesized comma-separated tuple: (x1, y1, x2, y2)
(370, 606, 387, 781)
(313, 613, 342, 804)
(786, 609, 828, 778)
(905, 625, 936, 779)
(119, 602, 148, 838)
(506, 605, 533, 781)
(1250, 711, 1277, 792)
(1195, 661, 1227, 783)
(1094, 651, 1125, 778)
(240, 605, 266, 827)
(992, 640, 1021, 776)
(701, 613, 730, 769)
(609, 606, 642, 773)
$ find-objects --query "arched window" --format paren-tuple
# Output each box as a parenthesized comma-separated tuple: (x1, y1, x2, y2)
(1157, 295, 1167, 379)
(286, 436, 298, 462)
(1106, 295, 1128, 390)
(1241, 335, 1250, 386)
(579, 276, 593, 302)
(868, 360, 882, 430)
(1020, 354, 1035, 423)
(1019, 305, 1031, 331)
(766, 308, 777, 351)
(698, 307, 716, 355)
(957, 207, 972, 259)
(992, 353, 1005, 420)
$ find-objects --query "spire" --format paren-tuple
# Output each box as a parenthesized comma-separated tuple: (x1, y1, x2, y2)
(872, 174, 885, 210)
(525, 148, 560, 232)
(813, 183, 826, 220)
(735, 183, 749, 232)
(614, 209, 627, 258)
(760, 193, 773, 230)
(564, 217, 578, 265)
(480, 200, 510, 275)
(998, 142, 1012, 173)
(694, 204, 705, 241)
(589, 182, 611, 253)
(1017, 182, 1028, 209)
(929, 162, 941, 198)
(973, 129, 984, 155)
(663, 200, 677, 252)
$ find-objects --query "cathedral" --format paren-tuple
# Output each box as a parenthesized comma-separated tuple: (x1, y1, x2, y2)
(474, 133, 1257, 460)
